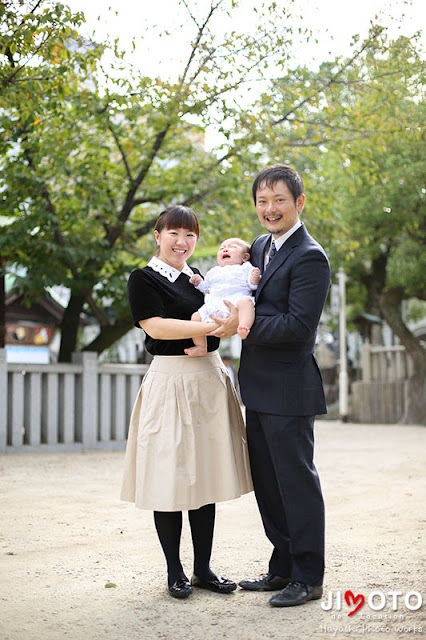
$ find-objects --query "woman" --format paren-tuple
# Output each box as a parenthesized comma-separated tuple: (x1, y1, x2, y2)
(121, 205, 252, 599)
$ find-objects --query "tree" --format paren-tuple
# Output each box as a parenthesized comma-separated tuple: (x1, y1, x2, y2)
(0, 0, 307, 360)
(0, 0, 100, 345)
(263, 30, 425, 423)
(334, 85, 425, 424)
(3, 0, 419, 384)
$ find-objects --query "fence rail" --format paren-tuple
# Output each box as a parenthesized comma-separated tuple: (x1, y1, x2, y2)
(352, 343, 419, 423)
(1, 342, 422, 448)
(361, 344, 413, 382)
(0, 350, 148, 454)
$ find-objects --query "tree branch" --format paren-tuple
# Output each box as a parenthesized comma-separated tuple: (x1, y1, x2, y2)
(179, 0, 223, 89)
(1, 33, 53, 91)
(107, 121, 133, 181)
(84, 293, 111, 326)
(4, 0, 43, 46)
(132, 196, 164, 207)
(23, 142, 80, 279)
(82, 315, 134, 354)
(105, 124, 171, 248)
(272, 26, 384, 127)
(291, 117, 402, 135)
(23, 148, 65, 248)
(133, 218, 158, 238)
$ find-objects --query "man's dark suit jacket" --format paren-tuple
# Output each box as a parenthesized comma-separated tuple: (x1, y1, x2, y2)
(239, 223, 331, 416)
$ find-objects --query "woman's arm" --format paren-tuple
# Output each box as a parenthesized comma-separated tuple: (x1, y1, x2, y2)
(139, 316, 219, 340)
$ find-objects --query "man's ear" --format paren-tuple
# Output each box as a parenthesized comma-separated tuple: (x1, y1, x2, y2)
(297, 194, 306, 212)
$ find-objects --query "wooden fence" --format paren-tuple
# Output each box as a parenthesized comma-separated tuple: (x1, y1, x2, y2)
(0, 350, 148, 454)
(1, 343, 420, 451)
(360, 344, 413, 383)
(351, 344, 413, 423)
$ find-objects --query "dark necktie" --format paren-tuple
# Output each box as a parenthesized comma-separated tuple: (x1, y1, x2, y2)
(267, 238, 277, 267)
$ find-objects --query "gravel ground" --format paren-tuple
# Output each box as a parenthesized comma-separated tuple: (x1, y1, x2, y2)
(1, 420, 425, 640)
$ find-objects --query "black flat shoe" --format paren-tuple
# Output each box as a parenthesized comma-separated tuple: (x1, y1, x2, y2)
(168, 579, 193, 599)
(269, 581, 323, 607)
(191, 574, 237, 594)
(239, 573, 291, 592)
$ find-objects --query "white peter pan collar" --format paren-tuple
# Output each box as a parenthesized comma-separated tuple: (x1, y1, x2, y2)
(147, 256, 194, 282)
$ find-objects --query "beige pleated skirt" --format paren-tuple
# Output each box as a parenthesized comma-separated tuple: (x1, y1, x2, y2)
(120, 350, 252, 511)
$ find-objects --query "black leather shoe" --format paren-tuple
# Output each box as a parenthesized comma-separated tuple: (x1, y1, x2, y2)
(239, 573, 291, 592)
(168, 579, 193, 599)
(269, 581, 323, 607)
(191, 574, 237, 593)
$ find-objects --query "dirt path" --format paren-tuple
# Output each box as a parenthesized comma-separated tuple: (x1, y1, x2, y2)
(1, 421, 425, 640)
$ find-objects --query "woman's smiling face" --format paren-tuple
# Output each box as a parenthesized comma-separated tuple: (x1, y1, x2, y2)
(154, 227, 198, 270)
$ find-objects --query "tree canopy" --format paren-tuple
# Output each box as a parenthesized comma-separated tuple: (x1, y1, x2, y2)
(1, 1, 424, 423)
(260, 28, 425, 422)
(1, 0, 306, 359)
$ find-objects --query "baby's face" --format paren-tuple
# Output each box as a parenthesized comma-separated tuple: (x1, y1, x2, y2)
(217, 239, 249, 267)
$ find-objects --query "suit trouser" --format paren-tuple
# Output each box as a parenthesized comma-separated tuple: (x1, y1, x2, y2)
(245, 410, 325, 586)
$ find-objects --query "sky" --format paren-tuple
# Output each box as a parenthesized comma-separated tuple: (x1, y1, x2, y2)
(64, 0, 424, 80)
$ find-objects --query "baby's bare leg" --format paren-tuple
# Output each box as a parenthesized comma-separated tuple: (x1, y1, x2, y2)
(236, 299, 255, 340)
(184, 311, 208, 356)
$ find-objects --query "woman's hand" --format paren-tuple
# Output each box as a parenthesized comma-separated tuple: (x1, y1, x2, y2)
(209, 301, 239, 338)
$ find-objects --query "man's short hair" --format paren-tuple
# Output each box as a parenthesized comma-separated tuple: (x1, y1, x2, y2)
(252, 164, 304, 205)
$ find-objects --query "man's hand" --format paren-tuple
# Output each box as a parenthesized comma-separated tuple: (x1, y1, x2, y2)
(189, 274, 202, 286)
(209, 301, 239, 338)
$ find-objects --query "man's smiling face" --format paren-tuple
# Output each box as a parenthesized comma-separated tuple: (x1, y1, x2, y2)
(255, 180, 305, 238)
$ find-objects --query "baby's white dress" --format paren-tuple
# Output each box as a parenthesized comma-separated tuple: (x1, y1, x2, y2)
(195, 261, 257, 322)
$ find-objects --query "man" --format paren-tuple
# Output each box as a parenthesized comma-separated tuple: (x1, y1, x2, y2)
(215, 164, 331, 607)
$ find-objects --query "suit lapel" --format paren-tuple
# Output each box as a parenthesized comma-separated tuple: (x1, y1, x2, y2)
(255, 224, 307, 299)
(251, 235, 269, 274)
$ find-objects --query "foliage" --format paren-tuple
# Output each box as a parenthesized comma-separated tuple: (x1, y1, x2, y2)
(261, 29, 425, 422)
(1, 0, 310, 359)
(1, 0, 424, 397)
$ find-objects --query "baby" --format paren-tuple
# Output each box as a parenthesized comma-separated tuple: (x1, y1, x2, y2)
(185, 237, 261, 356)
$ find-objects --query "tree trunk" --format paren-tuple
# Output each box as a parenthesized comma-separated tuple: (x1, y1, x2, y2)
(58, 293, 86, 362)
(82, 316, 133, 355)
(0, 269, 5, 349)
(380, 287, 426, 425)
(361, 252, 389, 345)
(402, 367, 426, 425)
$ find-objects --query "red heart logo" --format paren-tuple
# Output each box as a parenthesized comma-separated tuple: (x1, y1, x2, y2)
(345, 590, 365, 616)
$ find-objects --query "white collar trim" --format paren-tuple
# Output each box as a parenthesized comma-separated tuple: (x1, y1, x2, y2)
(148, 256, 194, 282)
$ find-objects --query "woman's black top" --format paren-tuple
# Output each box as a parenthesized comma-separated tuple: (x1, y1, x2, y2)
(127, 265, 220, 356)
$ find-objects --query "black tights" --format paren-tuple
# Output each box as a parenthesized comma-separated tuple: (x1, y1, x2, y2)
(154, 504, 216, 587)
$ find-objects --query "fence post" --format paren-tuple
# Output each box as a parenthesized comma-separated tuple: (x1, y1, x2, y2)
(361, 344, 371, 382)
(0, 349, 7, 453)
(72, 352, 98, 450)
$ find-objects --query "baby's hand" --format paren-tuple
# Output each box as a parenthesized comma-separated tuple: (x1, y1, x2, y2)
(189, 274, 202, 287)
(250, 267, 261, 285)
